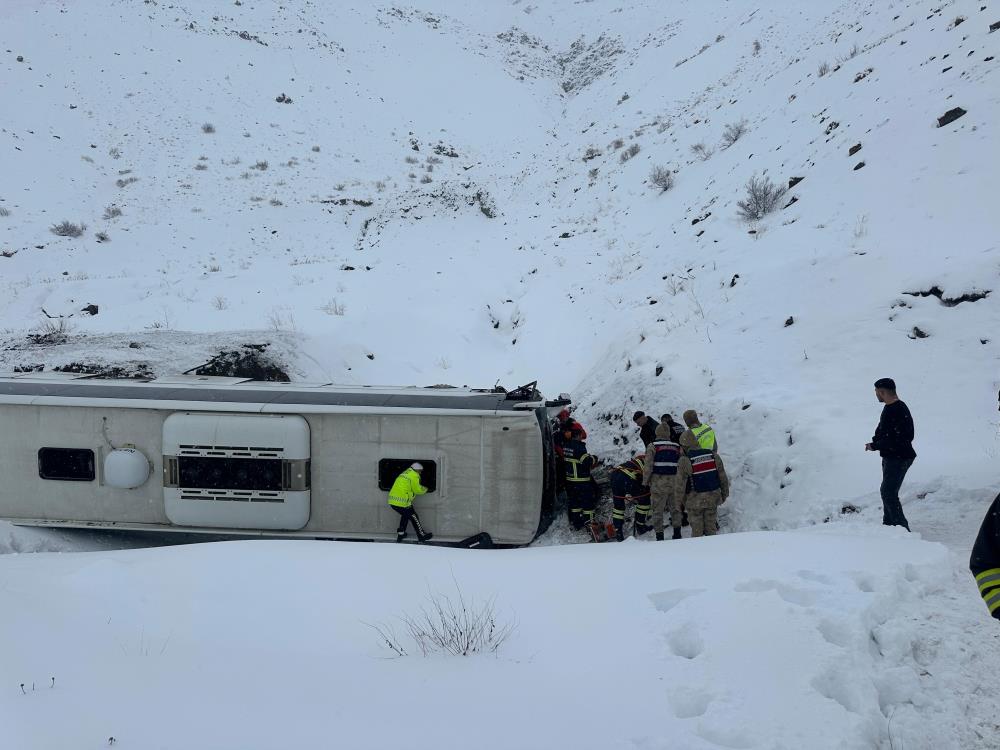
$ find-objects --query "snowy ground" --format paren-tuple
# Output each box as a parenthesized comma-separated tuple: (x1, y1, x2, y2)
(1, 0, 999, 746)
(3, 482, 999, 749)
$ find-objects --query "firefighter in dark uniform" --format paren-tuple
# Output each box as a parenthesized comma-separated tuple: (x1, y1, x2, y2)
(970, 492, 1000, 621)
(562, 424, 597, 530)
(610, 454, 650, 541)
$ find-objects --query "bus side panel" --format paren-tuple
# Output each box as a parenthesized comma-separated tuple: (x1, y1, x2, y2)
(482, 416, 543, 545)
(0, 404, 169, 525)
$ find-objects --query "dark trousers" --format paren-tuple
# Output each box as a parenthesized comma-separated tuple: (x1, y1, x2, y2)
(880, 458, 913, 530)
(566, 481, 596, 528)
(391, 505, 428, 539)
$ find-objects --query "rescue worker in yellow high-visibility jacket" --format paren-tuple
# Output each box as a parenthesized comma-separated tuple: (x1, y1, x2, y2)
(679, 409, 719, 453)
(388, 463, 433, 543)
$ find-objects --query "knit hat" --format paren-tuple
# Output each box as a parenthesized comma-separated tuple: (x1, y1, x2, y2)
(411, 462, 424, 471)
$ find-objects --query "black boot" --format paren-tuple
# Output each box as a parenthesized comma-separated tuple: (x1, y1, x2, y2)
(418, 532, 434, 543)
(655, 531, 664, 541)
(396, 532, 407, 543)
(681, 511, 689, 528)
(672, 527, 683, 540)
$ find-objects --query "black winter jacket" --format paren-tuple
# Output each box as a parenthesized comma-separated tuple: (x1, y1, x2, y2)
(639, 418, 659, 447)
(970, 492, 1000, 620)
(871, 400, 916, 460)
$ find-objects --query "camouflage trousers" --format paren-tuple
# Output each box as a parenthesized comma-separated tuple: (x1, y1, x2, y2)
(650, 475, 683, 535)
(686, 490, 722, 537)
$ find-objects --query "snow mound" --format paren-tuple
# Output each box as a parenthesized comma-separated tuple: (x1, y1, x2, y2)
(0, 528, 984, 749)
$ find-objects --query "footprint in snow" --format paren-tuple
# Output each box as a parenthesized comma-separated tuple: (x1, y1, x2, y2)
(647, 588, 705, 614)
(666, 623, 704, 660)
(733, 579, 819, 607)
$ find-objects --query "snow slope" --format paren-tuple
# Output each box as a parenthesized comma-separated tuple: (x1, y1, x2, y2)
(1, 0, 998, 528)
(1, 2, 1000, 746)
(0, 526, 986, 750)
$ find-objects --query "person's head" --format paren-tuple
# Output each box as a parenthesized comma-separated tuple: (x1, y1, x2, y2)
(410, 462, 424, 473)
(660, 413, 675, 425)
(557, 408, 570, 422)
(632, 410, 646, 426)
(570, 424, 584, 439)
(682, 409, 699, 427)
(873, 378, 897, 404)
(654, 422, 672, 440)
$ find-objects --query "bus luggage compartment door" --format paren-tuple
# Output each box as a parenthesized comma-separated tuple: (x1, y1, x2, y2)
(162, 413, 311, 530)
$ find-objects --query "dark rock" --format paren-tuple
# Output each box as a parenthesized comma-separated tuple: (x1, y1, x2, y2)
(783, 195, 799, 209)
(908, 326, 929, 339)
(655, 365, 663, 377)
(729, 274, 739, 288)
(853, 161, 866, 170)
(784, 316, 794, 327)
(788, 176, 804, 188)
(193, 344, 290, 381)
(848, 143, 862, 156)
(54, 362, 154, 380)
(904, 286, 990, 306)
(559, 232, 571, 238)
(16, 55, 24, 62)
(366, 353, 375, 360)
(991, 20, 1000, 32)
(80, 304, 99, 316)
(937, 107, 967, 127)
(841, 503, 860, 515)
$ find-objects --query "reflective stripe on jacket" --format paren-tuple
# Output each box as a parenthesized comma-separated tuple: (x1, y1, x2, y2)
(970, 492, 1000, 619)
(563, 440, 594, 483)
(388, 468, 427, 508)
(688, 448, 721, 492)
(651, 440, 681, 475)
(693, 424, 717, 451)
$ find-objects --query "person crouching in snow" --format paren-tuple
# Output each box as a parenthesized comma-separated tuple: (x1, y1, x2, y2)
(387, 463, 433, 543)
(610, 453, 650, 541)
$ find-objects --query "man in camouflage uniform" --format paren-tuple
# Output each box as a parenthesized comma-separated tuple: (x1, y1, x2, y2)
(643, 422, 684, 540)
(675, 446, 730, 537)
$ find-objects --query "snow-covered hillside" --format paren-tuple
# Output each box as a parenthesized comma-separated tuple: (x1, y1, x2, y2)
(2, 0, 998, 527)
(2, 2, 1000, 747)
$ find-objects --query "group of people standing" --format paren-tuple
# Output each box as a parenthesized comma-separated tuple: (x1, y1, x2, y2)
(554, 408, 729, 541)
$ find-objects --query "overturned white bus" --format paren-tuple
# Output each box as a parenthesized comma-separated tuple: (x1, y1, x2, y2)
(0, 373, 565, 546)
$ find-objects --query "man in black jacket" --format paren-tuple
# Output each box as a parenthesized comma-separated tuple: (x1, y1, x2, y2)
(970, 492, 1000, 621)
(865, 377, 916, 530)
(632, 411, 660, 447)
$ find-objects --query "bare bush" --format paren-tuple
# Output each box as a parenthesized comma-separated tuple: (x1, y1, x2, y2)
(95, 231, 110, 242)
(252, 160, 269, 171)
(691, 142, 714, 161)
(212, 295, 228, 310)
(610, 137, 625, 150)
(753, 39, 761, 55)
(818, 61, 830, 77)
(582, 146, 602, 162)
(367, 581, 515, 658)
(50, 221, 86, 238)
(620, 143, 641, 163)
(269, 197, 284, 206)
(420, 174, 433, 184)
(102, 205, 123, 220)
(34, 317, 75, 344)
(588, 167, 599, 182)
(736, 174, 788, 223)
(311, 145, 321, 152)
(720, 119, 748, 149)
(0, 206, 10, 217)
(320, 298, 346, 316)
(202, 123, 216, 134)
(375, 180, 387, 192)
(194, 163, 208, 171)
(116, 176, 139, 188)
(649, 165, 675, 192)
(405, 155, 419, 164)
